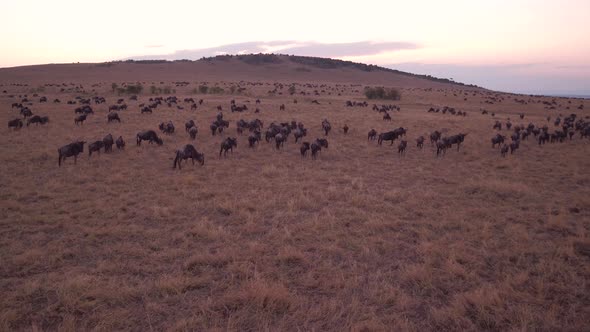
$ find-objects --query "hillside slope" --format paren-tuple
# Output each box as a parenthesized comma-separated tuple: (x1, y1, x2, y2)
(0, 54, 479, 90)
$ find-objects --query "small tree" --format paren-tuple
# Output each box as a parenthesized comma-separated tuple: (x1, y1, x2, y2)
(288, 85, 296, 95)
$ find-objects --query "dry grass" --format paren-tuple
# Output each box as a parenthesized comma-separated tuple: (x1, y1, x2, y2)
(1, 72, 590, 331)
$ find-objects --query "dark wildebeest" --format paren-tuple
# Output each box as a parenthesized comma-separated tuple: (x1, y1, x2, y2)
(274, 133, 286, 149)
(368, 129, 377, 141)
(103, 134, 114, 152)
(506, 121, 512, 130)
(294, 128, 307, 142)
(321, 119, 331, 136)
(378, 128, 406, 145)
(509, 140, 519, 154)
(27, 115, 48, 126)
(210, 123, 218, 136)
(21, 108, 33, 118)
(219, 137, 237, 157)
(430, 131, 441, 145)
(88, 140, 104, 157)
(107, 112, 121, 123)
(58, 141, 86, 166)
(436, 140, 448, 157)
(383, 112, 392, 121)
(75, 114, 87, 125)
(8, 119, 23, 130)
(136, 130, 163, 146)
(493, 121, 502, 130)
(501, 144, 509, 157)
(248, 131, 261, 148)
(398, 140, 408, 156)
(116, 136, 125, 150)
(300, 142, 310, 157)
(173, 144, 204, 169)
(310, 138, 329, 159)
(141, 106, 152, 114)
(343, 124, 349, 134)
(416, 136, 424, 149)
(279, 104, 285, 110)
(159, 121, 175, 134)
(189, 127, 198, 139)
(491, 134, 505, 148)
(185, 120, 195, 132)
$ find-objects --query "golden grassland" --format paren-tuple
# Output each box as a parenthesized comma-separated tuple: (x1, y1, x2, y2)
(1, 78, 589, 331)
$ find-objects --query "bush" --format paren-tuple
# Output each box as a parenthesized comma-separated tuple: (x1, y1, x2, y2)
(198, 85, 209, 94)
(209, 87, 224, 94)
(288, 85, 296, 95)
(117, 84, 143, 95)
(364, 86, 400, 100)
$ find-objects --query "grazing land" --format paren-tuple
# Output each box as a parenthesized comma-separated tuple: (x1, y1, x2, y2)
(1, 56, 589, 331)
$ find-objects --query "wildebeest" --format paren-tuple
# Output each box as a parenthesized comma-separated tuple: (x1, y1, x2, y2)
(500, 144, 509, 157)
(368, 129, 377, 141)
(21, 108, 33, 118)
(8, 118, 23, 130)
(310, 138, 329, 159)
(300, 142, 310, 157)
(294, 128, 307, 142)
(430, 131, 441, 145)
(136, 130, 163, 146)
(493, 121, 502, 130)
(116, 136, 125, 150)
(88, 140, 104, 157)
(322, 119, 331, 136)
(398, 140, 407, 155)
(185, 120, 195, 132)
(383, 112, 392, 121)
(107, 113, 121, 123)
(416, 136, 424, 149)
(343, 124, 349, 134)
(378, 128, 406, 145)
(436, 140, 448, 157)
(189, 127, 198, 139)
(58, 141, 86, 166)
(27, 115, 49, 126)
(248, 131, 261, 148)
(103, 134, 114, 152)
(491, 134, 505, 148)
(173, 144, 205, 169)
(509, 140, 519, 154)
(75, 114, 87, 125)
(274, 133, 286, 149)
(159, 121, 175, 134)
(141, 106, 152, 114)
(219, 137, 237, 157)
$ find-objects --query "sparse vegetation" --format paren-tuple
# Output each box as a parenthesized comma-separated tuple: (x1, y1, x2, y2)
(364, 86, 401, 100)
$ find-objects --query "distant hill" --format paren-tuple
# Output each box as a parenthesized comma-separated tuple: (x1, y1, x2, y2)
(0, 54, 481, 90)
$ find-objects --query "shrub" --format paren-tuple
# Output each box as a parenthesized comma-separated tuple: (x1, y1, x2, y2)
(198, 85, 209, 94)
(288, 85, 296, 95)
(364, 86, 401, 100)
(209, 87, 224, 94)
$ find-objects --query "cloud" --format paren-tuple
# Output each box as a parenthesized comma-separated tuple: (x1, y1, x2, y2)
(130, 40, 418, 60)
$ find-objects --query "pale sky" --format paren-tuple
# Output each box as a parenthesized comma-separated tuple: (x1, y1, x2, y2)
(1, 0, 589, 94)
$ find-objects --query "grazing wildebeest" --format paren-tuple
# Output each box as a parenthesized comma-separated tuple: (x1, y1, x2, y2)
(75, 114, 87, 125)
(103, 134, 114, 152)
(185, 120, 195, 132)
(107, 112, 121, 123)
(300, 142, 310, 157)
(210, 123, 218, 136)
(189, 127, 198, 139)
(416, 136, 424, 149)
(509, 140, 519, 154)
(248, 131, 261, 148)
(493, 121, 502, 130)
(173, 144, 205, 169)
(58, 141, 86, 166)
(343, 124, 349, 134)
(27, 115, 48, 126)
(88, 140, 104, 157)
(383, 112, 392, 121)
(378, 128, 406, 145)
(219, 137, 237, 157)
(8, 118, 23, 130)
(141, 106, 152, 114)
(511, 132, 520, 142)
(519, 113, 525, 119)
(136, 130, 163, 146)
(506, 121, 512, 130)
(491, 134, 506, 148)
(294, 128, 307, 142)
(116, 136, 125, 150)
(321, 119, 331, 136)
(368, 129, 377, 141)
(398, 140, 407, 155)
(538, 132, 549, 145)
(501, 144, 509, 157)
(159, 121, 175, 134)
(279, 104, 285, 111)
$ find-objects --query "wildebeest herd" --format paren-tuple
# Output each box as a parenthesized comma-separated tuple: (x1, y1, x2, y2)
(6, 89, 590, 170)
